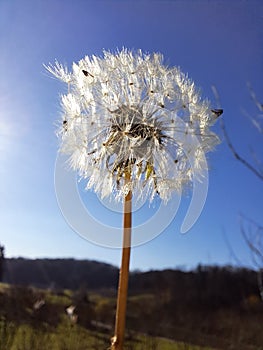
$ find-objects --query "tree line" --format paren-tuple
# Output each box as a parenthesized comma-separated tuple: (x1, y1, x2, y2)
(2, 258, 260, 306)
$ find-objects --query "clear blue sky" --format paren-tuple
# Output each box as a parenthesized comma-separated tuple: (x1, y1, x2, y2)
(0, 0, 262, 271)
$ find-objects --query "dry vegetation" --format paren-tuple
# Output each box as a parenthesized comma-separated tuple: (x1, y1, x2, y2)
(0, 270, 263, 350)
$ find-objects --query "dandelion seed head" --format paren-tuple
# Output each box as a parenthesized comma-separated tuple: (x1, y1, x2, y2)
(47, 49, 220, 203)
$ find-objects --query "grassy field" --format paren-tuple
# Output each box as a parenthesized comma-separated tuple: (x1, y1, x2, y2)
(1, 283, 262, 350)
(0, 283, 215, 350)
(0, 319, 216, 350)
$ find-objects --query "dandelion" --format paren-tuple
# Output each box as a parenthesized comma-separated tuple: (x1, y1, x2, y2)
(47, 48, 221, 350)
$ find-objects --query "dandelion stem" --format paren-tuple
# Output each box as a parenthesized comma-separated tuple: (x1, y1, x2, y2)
(111, 172, 132, 350)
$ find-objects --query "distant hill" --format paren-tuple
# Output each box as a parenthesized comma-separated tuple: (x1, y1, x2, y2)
(3, 258, 119, 290)
(2, 258, 260, 309)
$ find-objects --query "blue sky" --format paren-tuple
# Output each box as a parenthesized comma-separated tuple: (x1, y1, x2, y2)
(0, 0, 262, 271)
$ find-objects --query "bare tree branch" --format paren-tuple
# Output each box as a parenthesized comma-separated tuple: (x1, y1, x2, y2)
(247, 82, 263, 114)
(221, 118, 263, 181)
(221, 228, 243, 266)
(240, 215, 263, 300)
(240, 215, 263, 261)
(215, 82, 263, 300)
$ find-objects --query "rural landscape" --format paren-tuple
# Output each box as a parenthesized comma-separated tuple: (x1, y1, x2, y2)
(1, 257, 263, 350)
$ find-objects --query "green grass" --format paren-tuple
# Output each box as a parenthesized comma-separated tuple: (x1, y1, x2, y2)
(45, 291, 71, 307)
(0, 318, 216, 350)
(1, 322, 107, 350)
(0, 282, 10, 292)
(1, 284, 261, 350)
(129, 335, 216, 350)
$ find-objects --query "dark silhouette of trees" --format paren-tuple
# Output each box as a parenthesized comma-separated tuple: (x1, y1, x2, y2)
(3, 258, 118, 290)
(3, 258, 259, 308)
